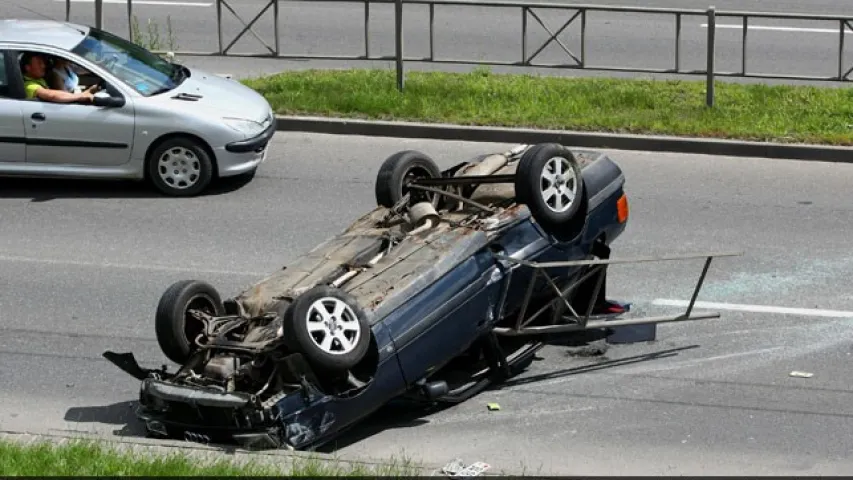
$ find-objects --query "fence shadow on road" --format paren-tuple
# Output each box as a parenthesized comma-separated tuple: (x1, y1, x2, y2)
(0, 175, 256, 201)
(313, 343, 697, 453)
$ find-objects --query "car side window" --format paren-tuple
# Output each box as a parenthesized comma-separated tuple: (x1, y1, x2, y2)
(16, 50, 107, 104)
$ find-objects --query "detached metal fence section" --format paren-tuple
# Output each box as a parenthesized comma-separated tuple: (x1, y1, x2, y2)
(67, 0, 853, 106)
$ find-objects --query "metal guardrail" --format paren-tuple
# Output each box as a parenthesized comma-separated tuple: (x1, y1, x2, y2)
(67, 0, 853, 106)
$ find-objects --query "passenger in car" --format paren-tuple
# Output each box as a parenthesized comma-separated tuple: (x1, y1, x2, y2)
(20, 52, 94, 103)
(47, 56, 100, 96)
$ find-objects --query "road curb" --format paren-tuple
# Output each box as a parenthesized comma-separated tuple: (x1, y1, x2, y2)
(275, 115, 852, 163)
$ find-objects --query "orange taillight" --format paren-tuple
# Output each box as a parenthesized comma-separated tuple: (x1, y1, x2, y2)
(617, 193, 629, 223)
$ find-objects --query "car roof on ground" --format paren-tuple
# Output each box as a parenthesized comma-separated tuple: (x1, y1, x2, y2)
(0, 19, 90, 51)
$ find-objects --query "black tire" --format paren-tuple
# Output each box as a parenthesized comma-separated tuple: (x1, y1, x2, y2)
(155, 279, 225, 364)
(147, 137, 215, 197)
(514, 143, 585, 227)
(375, 150, 442, 208)
(281, 285, 371, 373)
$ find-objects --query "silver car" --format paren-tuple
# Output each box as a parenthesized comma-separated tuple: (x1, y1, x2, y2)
(0, 19, 274, 196)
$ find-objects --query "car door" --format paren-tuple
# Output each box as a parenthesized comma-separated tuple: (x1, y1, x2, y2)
(16, 50, 135, 168)
(383, 242, 504, 384)
(0, 50, 25, 163)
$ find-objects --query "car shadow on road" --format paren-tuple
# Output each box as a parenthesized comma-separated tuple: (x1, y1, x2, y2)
(59, 342, 697, 455)
(64, 400, 148, 439)
(0, 174, 255, 202)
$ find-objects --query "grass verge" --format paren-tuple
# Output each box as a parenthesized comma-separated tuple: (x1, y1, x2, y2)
(243, 68, 853, 146)
(0, 437, 421, 476)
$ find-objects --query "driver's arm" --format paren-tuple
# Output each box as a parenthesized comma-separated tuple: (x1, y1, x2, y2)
(32, 85, 94, 103)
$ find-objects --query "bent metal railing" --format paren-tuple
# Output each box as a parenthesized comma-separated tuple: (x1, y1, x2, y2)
(67, 0, 853, 106)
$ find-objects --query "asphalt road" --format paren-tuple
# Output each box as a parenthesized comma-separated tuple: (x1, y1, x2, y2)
(5, 0, 853, 84)
(2, 131, 853, 475)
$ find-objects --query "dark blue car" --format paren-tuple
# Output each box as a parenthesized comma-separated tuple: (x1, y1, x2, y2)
(104, 142, 727, 451)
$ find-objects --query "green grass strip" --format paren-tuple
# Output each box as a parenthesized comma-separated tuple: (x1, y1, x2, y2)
(243, 68, 853, 145)
(0, 438, 420, 476)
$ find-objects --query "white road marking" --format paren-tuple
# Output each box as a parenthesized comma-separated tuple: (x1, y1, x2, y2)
(0, 253, 264, 277)
(700, 23, 847, 34)
(653, 299, 853, 318)
(56, 0, 212, 6)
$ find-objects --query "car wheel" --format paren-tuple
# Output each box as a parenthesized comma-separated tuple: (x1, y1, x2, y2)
(514, 143, 585, 227)
(154, 279, 225, 364)
(147, 137, 215, 197)
(281, 285, 370, 373)
(375, 150, 442, 208)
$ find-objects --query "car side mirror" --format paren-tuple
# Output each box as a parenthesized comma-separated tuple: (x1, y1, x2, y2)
(93, 95, 125, 108)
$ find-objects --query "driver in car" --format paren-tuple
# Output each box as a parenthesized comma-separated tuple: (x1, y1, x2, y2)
(20, 52, 95, 103)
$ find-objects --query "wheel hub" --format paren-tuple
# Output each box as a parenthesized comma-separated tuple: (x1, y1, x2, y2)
(157, 147, 201, 189)
(540, 156, 577, 213)
(306, 297, 361, 355)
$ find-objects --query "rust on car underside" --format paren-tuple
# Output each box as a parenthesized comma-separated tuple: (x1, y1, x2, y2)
(233, 149, 603, 321)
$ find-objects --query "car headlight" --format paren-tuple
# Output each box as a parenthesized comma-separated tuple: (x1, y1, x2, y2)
(222, 117, 263, 136)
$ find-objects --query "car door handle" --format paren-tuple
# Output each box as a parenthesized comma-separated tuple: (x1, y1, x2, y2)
(31, 113, 45, 121)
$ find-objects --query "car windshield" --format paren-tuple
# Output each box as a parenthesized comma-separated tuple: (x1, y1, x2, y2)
(70, 27, 186, 96)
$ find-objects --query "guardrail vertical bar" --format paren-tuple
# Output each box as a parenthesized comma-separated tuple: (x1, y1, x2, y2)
(127, 0, 133, 40)
(364, 0, 370, 57)
(675, 12, 681, 71)
(839, 19, 845, 80)
(429, 2, 435, 60)
(216, 0, 223, 53)
(684, 256, 713, 317)
(395, 0, 405, 90)
(274, 0, 280, 55)
(521, 6, 527, 64)
(706, 5, 715, 107)
(580, 8, 586, 66)
(95, 0, 104, 29)
(741, 15, 747, 75)
(66, 0, 71, 21)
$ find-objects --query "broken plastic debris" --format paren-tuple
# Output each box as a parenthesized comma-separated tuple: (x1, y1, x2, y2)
(441, 459, 491, 478)
(789, 371, 813, 378)
(453, 461, 491, 477)
(486, 402, 500, 411)
(441, 458, 466, 476)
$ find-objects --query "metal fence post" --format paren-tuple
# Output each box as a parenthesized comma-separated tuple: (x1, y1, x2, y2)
(706, 5, 715, 107)
(217, 0, 224, 54)
(95, 0, 104, 29)
(127, 0, 134, 41)
(395, 0, 405, 91)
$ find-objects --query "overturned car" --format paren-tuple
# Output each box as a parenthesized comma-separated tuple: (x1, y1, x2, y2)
(105, 142, 737, 450)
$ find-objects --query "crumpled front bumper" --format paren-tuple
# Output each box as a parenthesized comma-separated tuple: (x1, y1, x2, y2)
(137, 377, 286, 449)
(104, 351, 340, 450)
(142, 378, 252, 407)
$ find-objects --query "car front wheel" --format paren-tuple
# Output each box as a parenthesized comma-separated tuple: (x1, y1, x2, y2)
(281, 285, 371, 374)
(154, 279, 225, 364)
(147, 137, 215, 197)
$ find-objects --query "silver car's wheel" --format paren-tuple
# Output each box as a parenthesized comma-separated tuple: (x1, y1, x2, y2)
(305, 297, 362, 355)
(157, 146, 202, 190)
(282, 285, 371, 373)
(540, 156, 579, 214)
(147, 137, 214, 197)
